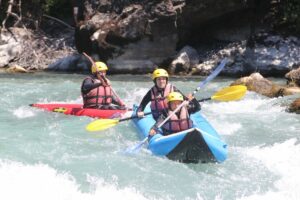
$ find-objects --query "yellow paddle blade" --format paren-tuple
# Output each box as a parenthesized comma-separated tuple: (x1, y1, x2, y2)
(86, 119, 120, 132)
(211, 85, 247, 101)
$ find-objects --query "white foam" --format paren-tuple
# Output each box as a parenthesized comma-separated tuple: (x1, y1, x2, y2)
(124, 87, 149, 107)
(205, 97, 283, 115)
(0, 160, 149, 200)
(213, 121, 242, 136)
(13, 106, 35, 118)
(239, 139, 300, 200)
(35, 98, 82, 104)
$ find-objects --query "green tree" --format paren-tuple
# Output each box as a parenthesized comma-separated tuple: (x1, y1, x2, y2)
(283, 0, 300, 33)
(43, 0, 72, 19)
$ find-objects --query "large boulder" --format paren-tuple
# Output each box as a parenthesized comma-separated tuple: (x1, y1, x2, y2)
(170, 45, 199, 75)
(288, 98, 300, 114)
(230, 73, 281, 97)
(6, 65, 28, 73)
(191, 33, 300, 76)
(230, 72, 300, 97)
(285, 67, 300, 87)
(243, 34, 300, 76)
(47, 54, 90, 72)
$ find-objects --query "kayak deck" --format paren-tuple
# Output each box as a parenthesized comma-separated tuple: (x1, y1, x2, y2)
(30, 103, 127, 118)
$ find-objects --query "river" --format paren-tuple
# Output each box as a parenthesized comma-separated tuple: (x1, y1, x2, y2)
(0, 72, 299, 200)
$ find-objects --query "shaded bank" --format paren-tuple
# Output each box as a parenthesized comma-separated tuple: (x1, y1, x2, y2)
(0, 0, 299, 76)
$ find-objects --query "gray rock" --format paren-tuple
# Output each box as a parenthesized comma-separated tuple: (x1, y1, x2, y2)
(108, 59, 155, 74)
(285, 67, 300, 87)
(0, 30, 23, 67)
(47, 54, 90, 72)
(170, 45, 199, 74)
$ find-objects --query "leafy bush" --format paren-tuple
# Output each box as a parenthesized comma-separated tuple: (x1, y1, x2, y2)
(281, 0, 300, 33)
(43, 0, 72, 18)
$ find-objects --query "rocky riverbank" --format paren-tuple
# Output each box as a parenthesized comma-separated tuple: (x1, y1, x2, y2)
(1, 0, 300, 113)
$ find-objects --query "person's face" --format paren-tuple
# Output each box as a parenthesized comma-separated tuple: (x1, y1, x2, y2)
(96, 70, 106, 78)
(155, 77, 167, 89)
(169, 100, 182, 111)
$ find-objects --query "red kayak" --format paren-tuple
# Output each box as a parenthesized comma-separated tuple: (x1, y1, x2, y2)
(30, 103, 129, 118)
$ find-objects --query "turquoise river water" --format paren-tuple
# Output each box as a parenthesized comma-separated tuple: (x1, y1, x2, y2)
(0, 72, 299, 200)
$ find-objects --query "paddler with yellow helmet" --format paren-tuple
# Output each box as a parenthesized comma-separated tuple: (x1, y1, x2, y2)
(137, 68, 200, 120)
(81, 61, 126, 109)
(149, 91, 200, 136)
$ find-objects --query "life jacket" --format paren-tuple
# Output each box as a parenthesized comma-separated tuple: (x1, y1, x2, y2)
(150, 83, 174, 120)
(81, 76, 113, 108)
(162, 106, 193, 135)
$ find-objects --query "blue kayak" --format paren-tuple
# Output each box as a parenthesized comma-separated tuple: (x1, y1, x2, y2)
(132, 105, 228, 163)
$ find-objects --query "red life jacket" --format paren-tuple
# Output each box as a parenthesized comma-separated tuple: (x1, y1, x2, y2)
(162, 106, 193, 135)
(81, 76, 113, 108)
(150, 83, 174, 120)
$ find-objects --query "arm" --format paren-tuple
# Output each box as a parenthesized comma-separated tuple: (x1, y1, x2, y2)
(149, 113, 166, 136)
(136, 90, 152, 117)
(188, 98, 201, 113)
(137, 90, 152, 112)
(173, 86, 200, 113)
(111, 88, 125, 107)
(81, 78, 101, 94)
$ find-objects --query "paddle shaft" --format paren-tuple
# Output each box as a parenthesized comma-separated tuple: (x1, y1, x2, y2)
(83, 52, 97, 71)
(83, 52, 126, 107)
(83, 52, 109, 83)
(125, 137, 148, 153)
(119, 112, 152, 122)
(198, 97, 211, 102)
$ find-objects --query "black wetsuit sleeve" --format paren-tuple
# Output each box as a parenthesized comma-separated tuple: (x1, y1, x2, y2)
(173, 86, 201, 113)
(81, 78, 101, 94)
(188, 98, 201, 113)
(137, 90, 152, 111)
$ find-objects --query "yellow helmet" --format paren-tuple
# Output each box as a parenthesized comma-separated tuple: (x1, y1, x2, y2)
(167, 92, 184, 102)
(91, 61, 108, 73)
(152, 68, 169, 80)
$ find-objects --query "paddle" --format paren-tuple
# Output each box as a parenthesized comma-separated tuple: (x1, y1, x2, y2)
(198, 85, 247, 102)
(126, 58, 228, 153)
(86, 112, 152, 132)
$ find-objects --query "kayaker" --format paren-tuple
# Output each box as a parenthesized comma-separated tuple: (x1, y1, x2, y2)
(137, 68, 187, 120)
(81, 61, 126, 110)
(149, 92, 200, 136)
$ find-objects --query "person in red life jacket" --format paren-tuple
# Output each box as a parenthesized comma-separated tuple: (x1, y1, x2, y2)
(137, 68, 179, 120)
(137, 68, 199, 121)
(81, 61, 126, 110)
(149, 92, 200, 136)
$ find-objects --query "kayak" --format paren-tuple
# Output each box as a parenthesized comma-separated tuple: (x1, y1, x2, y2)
(30, 103, 128, 118)
(132, 105, 228, 163)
